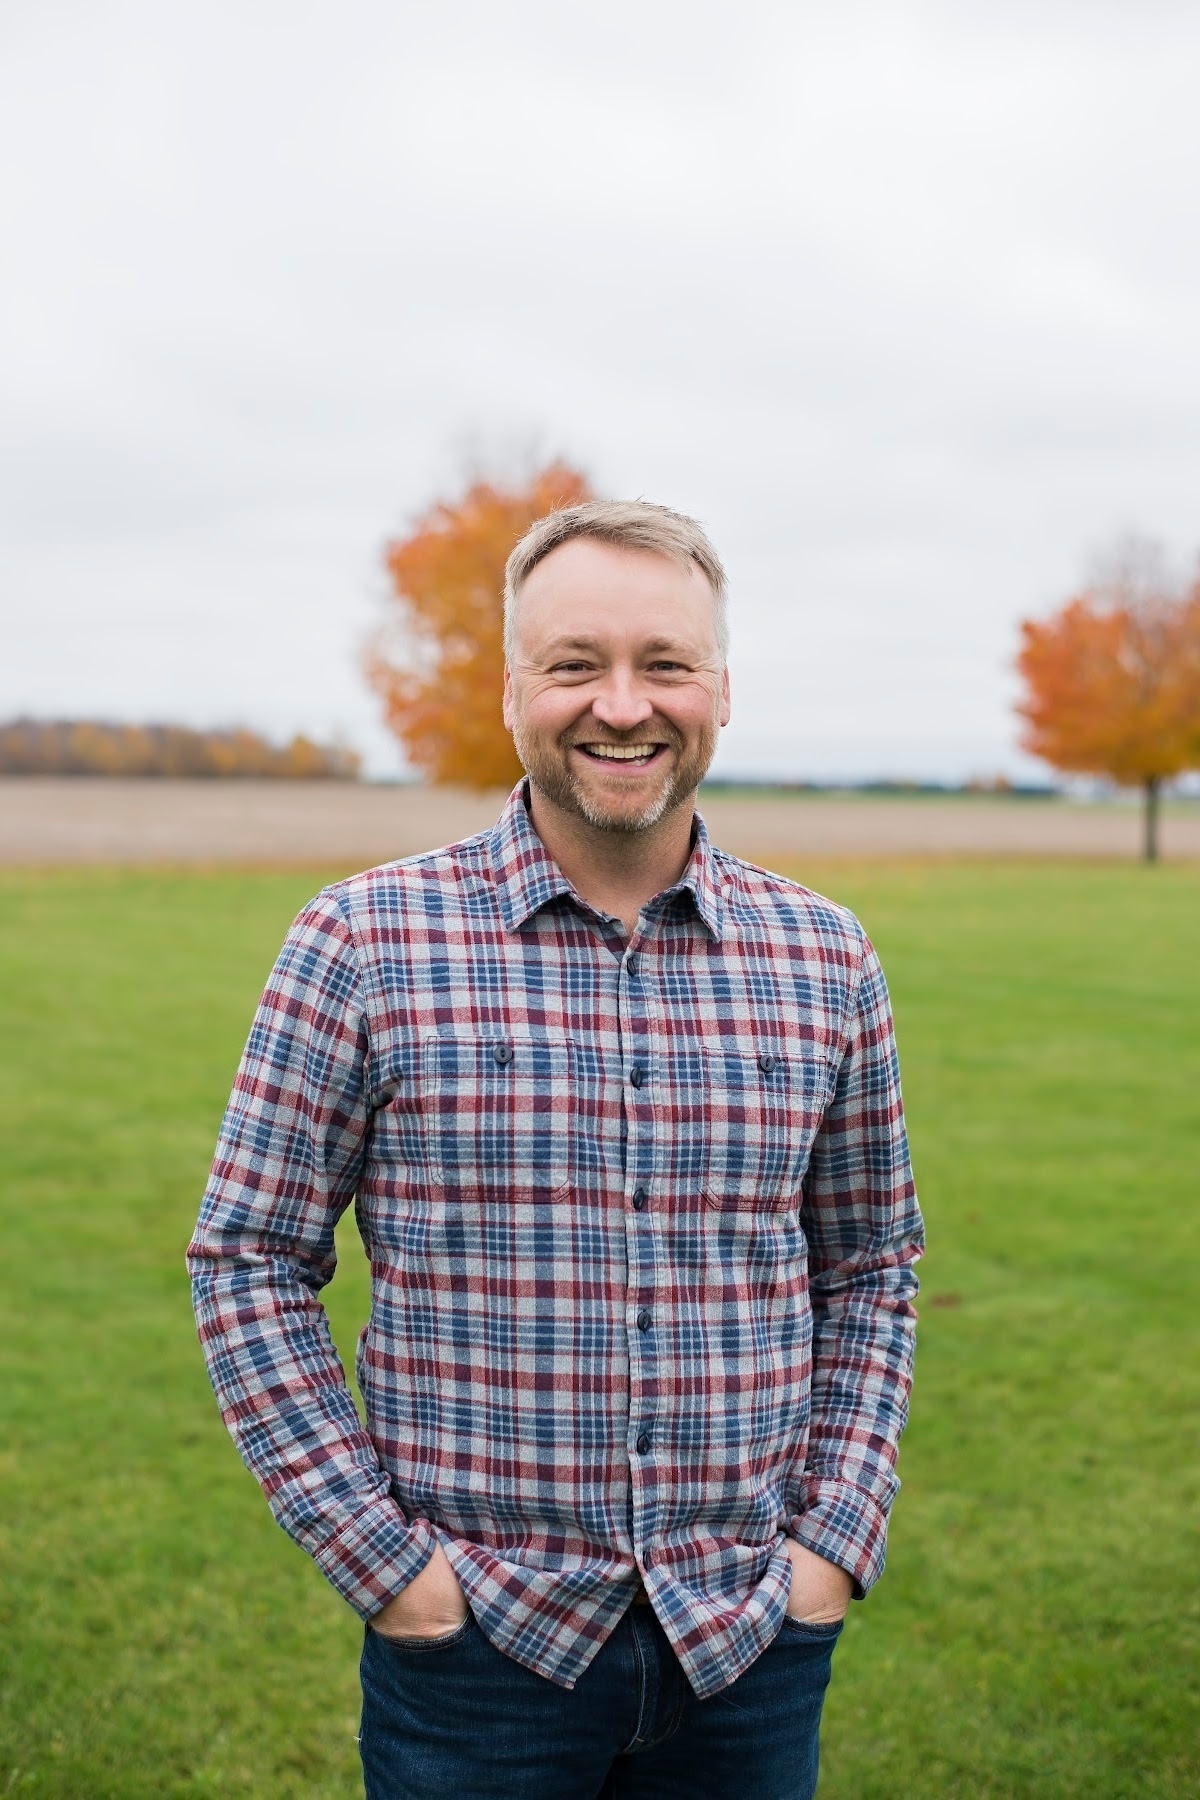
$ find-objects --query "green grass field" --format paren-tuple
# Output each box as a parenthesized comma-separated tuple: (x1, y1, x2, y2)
(2, 859, 1197, 1798)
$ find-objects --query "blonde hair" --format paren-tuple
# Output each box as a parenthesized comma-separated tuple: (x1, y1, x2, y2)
(503, 500, 729, 662)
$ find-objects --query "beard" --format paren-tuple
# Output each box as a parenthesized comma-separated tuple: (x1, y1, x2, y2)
(511, 713, 720, 835)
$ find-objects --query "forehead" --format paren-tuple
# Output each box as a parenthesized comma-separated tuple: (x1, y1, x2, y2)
(515, 538, 717, 651)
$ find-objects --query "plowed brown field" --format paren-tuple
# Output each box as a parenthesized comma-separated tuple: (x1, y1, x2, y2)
(3, 778, 1197, 864)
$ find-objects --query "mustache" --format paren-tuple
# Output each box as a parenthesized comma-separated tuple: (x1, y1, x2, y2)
(563, 725, 682, 750)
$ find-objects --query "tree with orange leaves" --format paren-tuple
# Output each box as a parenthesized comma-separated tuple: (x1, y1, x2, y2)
(367, 462, 594, 788)
(1015, 552, 1200, 861)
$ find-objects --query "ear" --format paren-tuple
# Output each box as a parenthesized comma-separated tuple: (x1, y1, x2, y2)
(502, 661, 515, 732)
(718, 664, 731, 728)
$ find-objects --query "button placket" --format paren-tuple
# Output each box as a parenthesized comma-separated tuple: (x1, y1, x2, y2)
(619, 943, 652, 1212)
(620, 935, 657, 1513)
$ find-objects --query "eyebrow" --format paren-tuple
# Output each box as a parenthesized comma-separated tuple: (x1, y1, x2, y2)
(543, 635, 692, 655)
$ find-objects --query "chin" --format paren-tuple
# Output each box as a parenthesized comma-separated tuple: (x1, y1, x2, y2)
(574, 780, 678, 834)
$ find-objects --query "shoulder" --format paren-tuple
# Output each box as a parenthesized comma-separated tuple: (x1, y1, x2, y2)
(302, 828, 495, 947)
(711, 846, 868, 965)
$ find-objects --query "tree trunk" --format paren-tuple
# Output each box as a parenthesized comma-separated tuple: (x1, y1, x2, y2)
(1143, 776, 1161, 863)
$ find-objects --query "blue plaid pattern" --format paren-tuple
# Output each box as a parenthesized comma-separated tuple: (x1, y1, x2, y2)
(188, 781, 923, 1700)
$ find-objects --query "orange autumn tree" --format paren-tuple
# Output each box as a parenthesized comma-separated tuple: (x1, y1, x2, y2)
(1015, 555, 1200, 861)
(367, 462, 593, 787)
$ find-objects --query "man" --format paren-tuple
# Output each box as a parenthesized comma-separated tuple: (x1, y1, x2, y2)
(189, 501, 924, 1799)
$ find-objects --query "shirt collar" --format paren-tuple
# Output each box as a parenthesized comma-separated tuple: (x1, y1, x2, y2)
(488, 780, 724, 942)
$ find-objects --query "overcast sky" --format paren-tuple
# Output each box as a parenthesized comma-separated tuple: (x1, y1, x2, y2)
(4, 0, 1200, 780)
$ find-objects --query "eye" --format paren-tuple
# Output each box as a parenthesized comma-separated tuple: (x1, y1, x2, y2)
(551, 660, 593, 674)
(648, 660, 687, 672)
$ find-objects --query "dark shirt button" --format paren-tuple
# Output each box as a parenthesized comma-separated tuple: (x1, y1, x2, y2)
(626, 954, 638, 977)
(757, 1053, 777, 1075)
(636, 1309, 651, 1331)
(632, 1187, 647, 1211)
(493, 1043, 513, 1066)
(635, 1432, 651, 1455)
(629, 1066, 644, 1088)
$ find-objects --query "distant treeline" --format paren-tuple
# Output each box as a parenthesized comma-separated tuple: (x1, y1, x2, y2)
(0, 718, 361, 779)
(699, 777, 1058, 797)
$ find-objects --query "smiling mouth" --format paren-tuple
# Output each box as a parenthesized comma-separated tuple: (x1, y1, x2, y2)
(574, 742, 667, 768)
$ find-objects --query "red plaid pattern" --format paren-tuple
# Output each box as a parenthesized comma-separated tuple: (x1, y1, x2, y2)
(188, 782, 923, 1699)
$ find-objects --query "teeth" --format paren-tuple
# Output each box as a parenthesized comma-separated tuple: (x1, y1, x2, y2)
(582, 744, 659, 761)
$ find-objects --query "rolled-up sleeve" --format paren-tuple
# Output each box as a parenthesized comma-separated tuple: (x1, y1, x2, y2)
(788, 930, 924, 1596)
(186, 891, 436, 1616)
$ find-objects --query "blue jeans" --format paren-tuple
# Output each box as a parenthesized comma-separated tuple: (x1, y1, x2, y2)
(359, 1602, 841, 1798)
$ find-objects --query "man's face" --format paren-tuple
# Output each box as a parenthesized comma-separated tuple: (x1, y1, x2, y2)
(503, 537, 731, 834)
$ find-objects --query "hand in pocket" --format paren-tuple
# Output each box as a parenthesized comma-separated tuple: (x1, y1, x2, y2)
(370, 1543, 470, 1641)
(782, 1539, 853, 1624)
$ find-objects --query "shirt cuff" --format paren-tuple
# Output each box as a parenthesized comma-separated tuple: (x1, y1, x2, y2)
(786, 1480, 890, 1598)
(309, 1499, 439, 1619)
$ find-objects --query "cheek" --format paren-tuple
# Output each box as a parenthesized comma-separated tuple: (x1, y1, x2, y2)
(515, 689, 581, 738)
(669, 690, 724, 736)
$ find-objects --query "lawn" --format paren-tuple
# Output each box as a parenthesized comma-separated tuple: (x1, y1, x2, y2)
(1, 859, 1196, 1797)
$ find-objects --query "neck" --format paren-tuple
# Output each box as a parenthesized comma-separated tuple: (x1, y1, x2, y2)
(526, 782, 698, 936)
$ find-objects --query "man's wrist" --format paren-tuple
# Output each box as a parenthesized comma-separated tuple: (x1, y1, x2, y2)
(309, 1502, 439, 1620)
(782, 1535, 855, 1620)
(787, 1480, 889, 1598)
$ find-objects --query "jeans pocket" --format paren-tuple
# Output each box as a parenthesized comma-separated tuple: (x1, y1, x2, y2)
(777, 1614, 845, 1643)
(368, 1612, 477, 1654)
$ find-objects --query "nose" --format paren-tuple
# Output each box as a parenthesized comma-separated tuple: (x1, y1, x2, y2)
(589, 668, 655, 732)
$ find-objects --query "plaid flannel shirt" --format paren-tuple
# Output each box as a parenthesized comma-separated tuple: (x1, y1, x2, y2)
(188, 781, 923, 1701)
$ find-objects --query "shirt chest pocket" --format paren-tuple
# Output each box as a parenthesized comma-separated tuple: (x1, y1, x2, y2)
(699, 1048, 830, 1212)
(418, 1035, 572, 1197)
